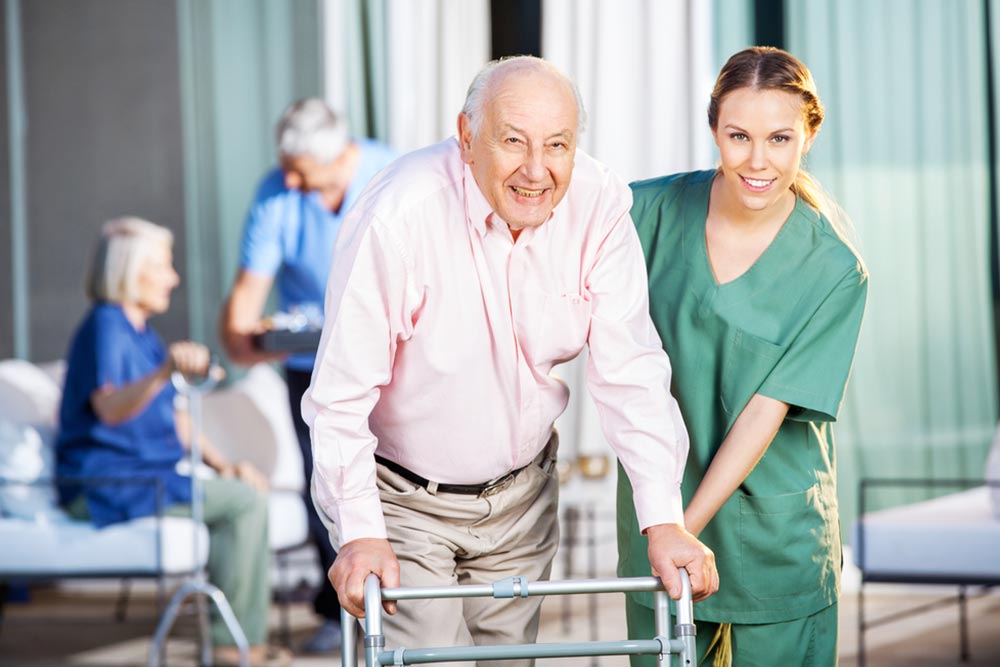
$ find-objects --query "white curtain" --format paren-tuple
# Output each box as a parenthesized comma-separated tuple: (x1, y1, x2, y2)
(321, 0, 489, 153)
(543, 0, 717, 461)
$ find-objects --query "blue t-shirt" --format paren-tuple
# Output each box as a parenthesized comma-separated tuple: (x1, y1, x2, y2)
(56, 303, 191, 528)
(240, 137, 398, 370)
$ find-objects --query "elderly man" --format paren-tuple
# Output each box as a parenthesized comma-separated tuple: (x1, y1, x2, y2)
(303, 56, 718, 659)
(219, 97, 396, 653)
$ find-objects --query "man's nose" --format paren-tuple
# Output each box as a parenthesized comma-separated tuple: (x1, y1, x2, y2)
(521, 146, 546, 181)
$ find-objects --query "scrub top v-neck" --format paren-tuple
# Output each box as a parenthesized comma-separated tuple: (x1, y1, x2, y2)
(617, 169, 867, 624)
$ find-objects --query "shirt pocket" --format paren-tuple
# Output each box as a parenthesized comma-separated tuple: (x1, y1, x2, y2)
(738, 484, 831, 599)
(720, 328, 786, 416)
(529, 291, 592, 363)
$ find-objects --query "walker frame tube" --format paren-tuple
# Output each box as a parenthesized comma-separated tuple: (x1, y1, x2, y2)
(148, 369, 249, 667)
(342, 571, 696, 666)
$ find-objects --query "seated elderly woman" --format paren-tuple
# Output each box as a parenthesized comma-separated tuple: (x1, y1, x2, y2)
(55, 217, 288, 667)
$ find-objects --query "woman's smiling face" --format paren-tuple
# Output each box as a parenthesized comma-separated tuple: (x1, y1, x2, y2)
(712, 87, 815, 215)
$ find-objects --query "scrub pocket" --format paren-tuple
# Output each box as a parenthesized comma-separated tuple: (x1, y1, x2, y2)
(738, 483, 830, 599)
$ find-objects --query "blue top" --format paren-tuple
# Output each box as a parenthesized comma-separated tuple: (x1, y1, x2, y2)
(240, 137, 398, 370)
(56, 303, 191, 528)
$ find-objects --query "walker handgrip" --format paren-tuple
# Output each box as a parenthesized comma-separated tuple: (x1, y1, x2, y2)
(171, 364, 225, 394)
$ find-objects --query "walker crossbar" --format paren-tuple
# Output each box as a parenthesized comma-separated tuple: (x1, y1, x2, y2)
(341, 571, 696, 666)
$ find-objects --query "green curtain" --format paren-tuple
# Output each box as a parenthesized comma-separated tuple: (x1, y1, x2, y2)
(786, 0, 998, 523)
(176, 0, 322, 350)
(328, 0, 391, 143)
(711, 0, 998, 527)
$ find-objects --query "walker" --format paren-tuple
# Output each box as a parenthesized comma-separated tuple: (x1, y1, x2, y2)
(148, 367, 250, 667)
(341, 570, 696, 666)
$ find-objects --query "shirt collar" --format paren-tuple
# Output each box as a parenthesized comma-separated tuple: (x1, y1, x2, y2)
(463, 163, 492, 237)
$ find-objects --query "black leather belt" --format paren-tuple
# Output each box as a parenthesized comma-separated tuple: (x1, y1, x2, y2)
(375, 454, 529, 496)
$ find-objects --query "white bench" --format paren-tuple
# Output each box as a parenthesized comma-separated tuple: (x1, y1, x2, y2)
(852, 479, 1000, 666)
(0, 359, 309, 633)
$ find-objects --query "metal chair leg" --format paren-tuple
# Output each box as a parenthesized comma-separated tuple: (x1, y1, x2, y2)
(115, 578, 132, 622)
(959, 585, 969, 662)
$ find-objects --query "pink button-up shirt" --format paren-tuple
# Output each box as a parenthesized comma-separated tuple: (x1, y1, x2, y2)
(302, 138, 689, 545)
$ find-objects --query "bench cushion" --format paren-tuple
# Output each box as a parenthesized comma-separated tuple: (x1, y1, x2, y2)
(0, 512, 209, 577)
(852, 487, 1000, 581)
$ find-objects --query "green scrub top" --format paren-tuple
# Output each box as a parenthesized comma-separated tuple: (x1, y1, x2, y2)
(617, 170, 867, 625)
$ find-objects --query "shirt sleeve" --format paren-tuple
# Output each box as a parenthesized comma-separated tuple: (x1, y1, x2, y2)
(583, 191, 688, 532)
(301, 213, 420, 545)
(239, 175, 286, 277)
(758, 265, 868, 423)
(91, 309, 130, 390)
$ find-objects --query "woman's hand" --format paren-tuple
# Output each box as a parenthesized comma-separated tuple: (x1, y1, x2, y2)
(165, 341, 211, 378)
(221, 460, 270, 493)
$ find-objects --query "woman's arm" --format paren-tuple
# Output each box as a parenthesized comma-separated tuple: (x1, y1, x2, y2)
(89, 362, 172, 425)
(89, 341, 209, 426)
(683, 393, 790, 537)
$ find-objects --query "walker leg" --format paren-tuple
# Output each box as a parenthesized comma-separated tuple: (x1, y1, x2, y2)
(364, 575, 385, 667)
(148, 581, 249, 667)
(342, 607, 358, 667)
(207, 585, 251, 666)
(197, 592, 212, 666)
(149, 582, 197, 667)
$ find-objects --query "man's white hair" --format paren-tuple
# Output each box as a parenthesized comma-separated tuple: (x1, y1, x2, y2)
(275, 98, 350, 164)
(460, 56, 587, 138)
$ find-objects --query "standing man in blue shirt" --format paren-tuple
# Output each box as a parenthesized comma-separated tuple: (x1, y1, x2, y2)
(219, 97, 397, 653)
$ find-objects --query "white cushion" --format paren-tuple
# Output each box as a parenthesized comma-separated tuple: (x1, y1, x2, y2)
(0, 420, 57, 519)
(268, 489, 309, 552)
(201, 385, 278, 479)
(852, 487, 1000, 580)
(0, 514, 209, 576)
(0, 359, 61, 427)
(987, 426, 1000, 519)
(231, 365, 304, 492)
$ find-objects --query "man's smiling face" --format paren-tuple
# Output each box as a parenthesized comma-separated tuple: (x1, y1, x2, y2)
(458, 67, 577, 233)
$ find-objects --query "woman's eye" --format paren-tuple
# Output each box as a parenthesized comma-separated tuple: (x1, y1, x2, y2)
(730, 132, 747, 141)
(771, 135, 790, 143)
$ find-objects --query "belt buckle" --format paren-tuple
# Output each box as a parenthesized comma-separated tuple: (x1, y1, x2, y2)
(480, 471, 517, 497)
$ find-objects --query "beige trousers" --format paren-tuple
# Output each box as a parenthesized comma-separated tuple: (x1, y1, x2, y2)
(376, 441, 560, 667)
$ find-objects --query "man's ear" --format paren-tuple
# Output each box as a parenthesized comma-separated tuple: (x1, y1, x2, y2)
(457, 113, 474, 163)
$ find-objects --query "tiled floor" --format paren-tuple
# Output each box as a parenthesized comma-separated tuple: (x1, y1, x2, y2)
(2, 579, 999, 666)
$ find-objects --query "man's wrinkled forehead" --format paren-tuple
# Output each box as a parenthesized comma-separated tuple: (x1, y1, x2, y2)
(484, 70, 579, 134)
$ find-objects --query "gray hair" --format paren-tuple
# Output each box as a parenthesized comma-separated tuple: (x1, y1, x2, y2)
(275, 98, 350, 165)
(86, 217, 173, 303)
(460, 56, 587, 138)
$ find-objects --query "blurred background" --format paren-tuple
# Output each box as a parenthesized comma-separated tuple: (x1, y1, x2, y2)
(1, 0, 996, 539)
